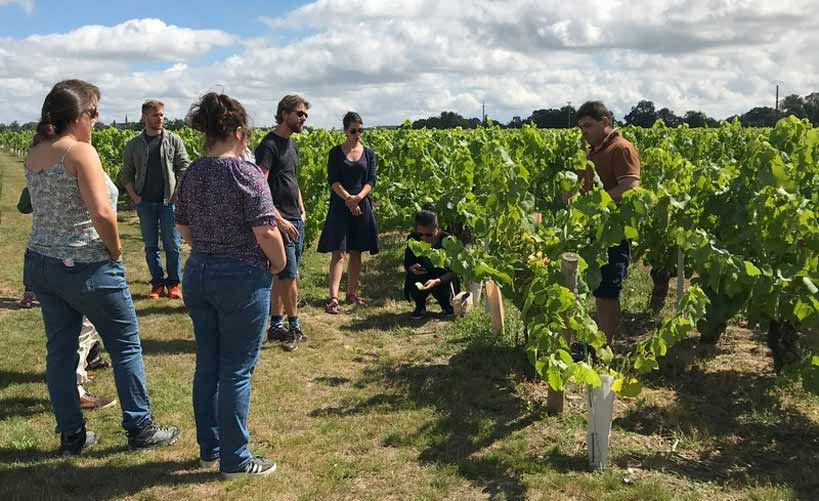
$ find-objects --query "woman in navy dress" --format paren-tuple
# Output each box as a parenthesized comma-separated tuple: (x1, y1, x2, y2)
(317, 112, 379, 313)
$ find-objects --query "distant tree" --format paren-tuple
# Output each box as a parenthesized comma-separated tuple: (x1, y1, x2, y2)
(412, 111, 480, 129)
(780, 94, 806, 118)
(624, 100, 658, 127)
(740, 107, 783, 127)
(682, 110, 718, 128)
(525, 105, 575, 129)
(804, 92, 819, 126)
(656, 107, 682, 127)
(507, 115, 525, 128)
(164, 118, 187, 130)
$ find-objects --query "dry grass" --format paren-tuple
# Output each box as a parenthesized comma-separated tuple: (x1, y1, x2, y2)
(1, 151, 818, 500)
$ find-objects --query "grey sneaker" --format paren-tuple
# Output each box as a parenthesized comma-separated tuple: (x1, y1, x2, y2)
(267, 324, 288, 343)
(282, 329, 300, 352)
(58, 427, 97, 456)
(200, 457, 219, 468)
(127, 423, 180, 451)
(221, 456, 277, 480)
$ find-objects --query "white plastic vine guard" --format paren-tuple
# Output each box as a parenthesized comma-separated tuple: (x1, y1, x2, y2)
(586, 374, 615, 470)
(467, 281, 483, 305)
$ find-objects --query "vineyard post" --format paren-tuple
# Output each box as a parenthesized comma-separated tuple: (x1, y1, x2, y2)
(676, 247, 685, 311)
(547, 252, 579, 415)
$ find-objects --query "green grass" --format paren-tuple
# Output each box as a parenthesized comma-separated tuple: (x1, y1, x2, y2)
(1, 151, 817, 500)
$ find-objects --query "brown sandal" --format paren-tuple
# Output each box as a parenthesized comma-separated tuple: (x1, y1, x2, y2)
(325, 297, 339, 314)
(345, 292, 368, 307)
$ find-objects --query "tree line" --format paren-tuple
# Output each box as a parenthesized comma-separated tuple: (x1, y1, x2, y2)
(411, 92, 819, 129)
(2, 93, 819, 132)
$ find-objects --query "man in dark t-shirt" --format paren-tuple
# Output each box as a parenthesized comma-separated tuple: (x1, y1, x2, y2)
(255, 94, 310, 352)
(121, 99, 190, 300)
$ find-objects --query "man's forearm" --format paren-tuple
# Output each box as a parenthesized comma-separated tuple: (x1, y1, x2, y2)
(125, 183, 139, 199)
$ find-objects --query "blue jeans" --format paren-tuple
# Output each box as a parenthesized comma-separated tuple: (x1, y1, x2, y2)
(279, 217, 304, 279)
(23, 250, 152, 434)
(182, 254, 273, 472)
(136, 201, 181, 286)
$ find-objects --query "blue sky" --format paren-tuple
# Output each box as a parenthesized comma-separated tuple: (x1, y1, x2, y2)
(0, 1, 816, 127)
(0, 1, 308, 39)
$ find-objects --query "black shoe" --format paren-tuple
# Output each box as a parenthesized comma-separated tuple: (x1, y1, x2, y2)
(411, 307, 426, 320)
(58, 426, 97, 456)
(294, 328, 308, 344)
(267, 324, 288, 343)
(282, 329, 300, 352)
(570, 342, 597, 363)
(127, 423, 180, 451)
(220, 455, 277, 480)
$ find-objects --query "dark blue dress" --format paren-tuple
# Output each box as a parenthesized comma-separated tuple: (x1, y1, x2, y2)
(317, 145, 380, 254)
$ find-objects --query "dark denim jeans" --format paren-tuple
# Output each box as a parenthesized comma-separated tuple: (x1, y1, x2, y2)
(136, 201, 181, 287)
(182, 254, 273, 472)
(23, 250, 152, 434)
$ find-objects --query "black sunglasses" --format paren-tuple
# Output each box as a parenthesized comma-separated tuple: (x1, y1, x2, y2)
(85, 107, 99, 119)
(295, 111, 308, 119)
(417, 232, 434, 237)
(348, 127, 364, 134)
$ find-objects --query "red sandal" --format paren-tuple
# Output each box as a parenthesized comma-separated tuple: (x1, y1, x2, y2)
(345, 292, 368, 307)
(325, 297, 340, 314)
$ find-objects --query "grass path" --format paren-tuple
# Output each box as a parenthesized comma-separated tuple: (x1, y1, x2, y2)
(1, 152, 818, 500)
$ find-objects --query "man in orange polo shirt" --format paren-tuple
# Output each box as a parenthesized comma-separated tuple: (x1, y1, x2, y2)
(576, 100, 641, 345)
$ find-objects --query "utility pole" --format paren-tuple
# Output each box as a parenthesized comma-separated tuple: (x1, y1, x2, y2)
(567, 100, 572, 127)
(773, 80, 784, 112)
(482, 101, 486, 124)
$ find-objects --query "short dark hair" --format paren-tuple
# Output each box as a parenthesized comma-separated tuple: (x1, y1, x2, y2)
(142, 99, 164, 114)
(186, 92, 251, 148)
(343, 111, 362, 130)
(576, 101, 611, 123)
(275, 94, 310, 124)
(415, 210, 438, 228)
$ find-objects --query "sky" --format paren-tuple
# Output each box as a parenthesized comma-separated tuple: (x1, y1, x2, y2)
(0, 0, 817, 128)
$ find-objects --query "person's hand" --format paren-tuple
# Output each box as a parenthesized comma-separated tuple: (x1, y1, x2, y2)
(345, 195, 360, 211)
(350, 205, 363, 216)
(277, 217, 300, 242)
(409, 263, 425, 275)
(301, 211, 306, 224)
(131, 194, 142, 206)
(108, 247, 122, 261)
(421, 278, 441, 290)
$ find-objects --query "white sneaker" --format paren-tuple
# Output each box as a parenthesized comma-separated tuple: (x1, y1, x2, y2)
(200, 457, 218, 468)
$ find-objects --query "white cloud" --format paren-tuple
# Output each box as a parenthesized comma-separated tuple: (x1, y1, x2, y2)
(0, 2, 817, 127)
(0, 0, 33, 15)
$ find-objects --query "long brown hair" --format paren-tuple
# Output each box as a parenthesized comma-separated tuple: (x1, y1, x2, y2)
(33, 80, 100, 146)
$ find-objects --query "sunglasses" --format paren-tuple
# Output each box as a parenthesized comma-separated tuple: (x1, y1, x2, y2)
(295, 110, 308, 119)
(85, 107, 99, 119)
(417, 232, 434, 238)
(348, 127, 364, 134)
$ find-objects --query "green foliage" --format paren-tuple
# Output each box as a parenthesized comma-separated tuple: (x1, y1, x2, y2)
(3, 117, 818, 396)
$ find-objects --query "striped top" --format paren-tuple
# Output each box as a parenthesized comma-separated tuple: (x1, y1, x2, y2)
(26, 144, 118, 263)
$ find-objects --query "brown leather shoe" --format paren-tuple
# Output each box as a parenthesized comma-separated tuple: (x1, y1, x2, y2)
(79, 392, 117, 410)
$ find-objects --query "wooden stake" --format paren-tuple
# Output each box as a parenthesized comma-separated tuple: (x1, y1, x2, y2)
(547, 252, 579, 415)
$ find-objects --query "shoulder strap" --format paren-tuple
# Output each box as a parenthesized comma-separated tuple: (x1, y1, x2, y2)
(59, 141, 79, 163)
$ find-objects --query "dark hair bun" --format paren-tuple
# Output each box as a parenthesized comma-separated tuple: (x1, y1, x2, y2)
(187, 92, 250, 146)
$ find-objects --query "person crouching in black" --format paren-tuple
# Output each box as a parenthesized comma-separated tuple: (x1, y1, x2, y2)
(404, 210, 460, 319)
